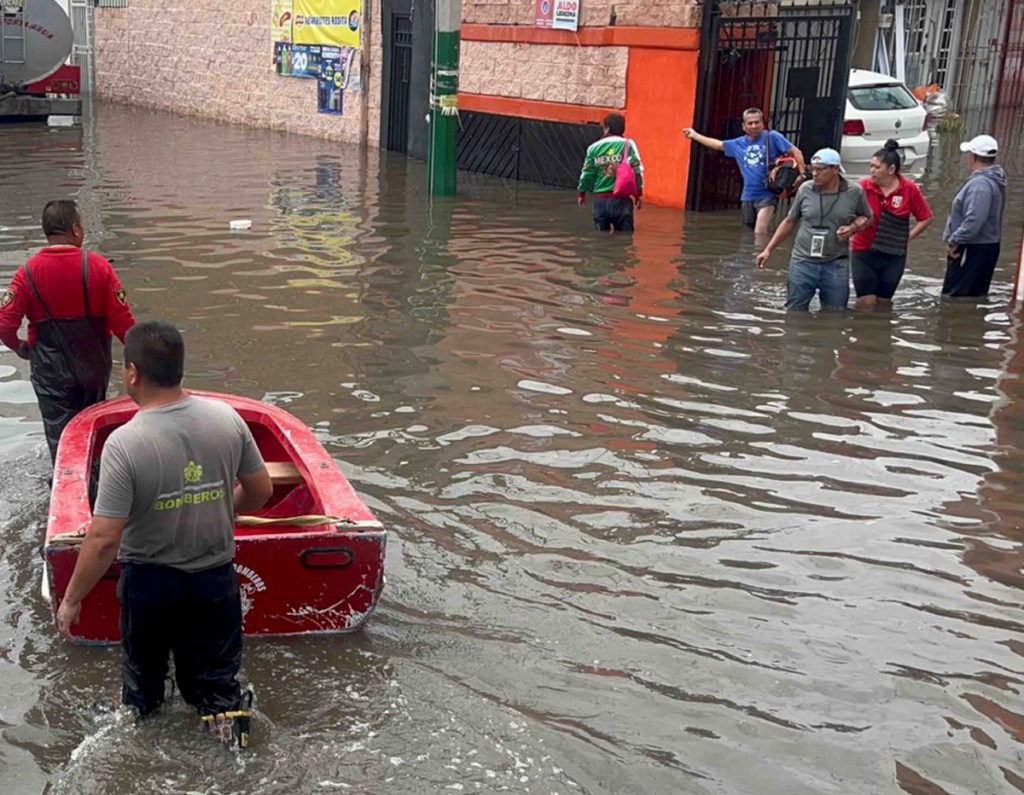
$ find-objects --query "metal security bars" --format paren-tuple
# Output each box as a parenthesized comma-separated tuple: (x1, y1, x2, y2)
(950, 0, 1024, 113)
(386, 14, 412, 153)
(457, 112, 603, 189)
(687, 1, 854, 212)
(898, 0, 960, 91)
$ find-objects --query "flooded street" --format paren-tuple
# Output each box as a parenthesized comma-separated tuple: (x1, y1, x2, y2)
(2, 105, 1024, 794)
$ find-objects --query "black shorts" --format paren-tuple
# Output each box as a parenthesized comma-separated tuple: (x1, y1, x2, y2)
(593, 196, 635, 233)
(741, 197, 778, 229)
(942, 242, 1000, 298)
(851, 249, 906, 299)
(119, 561, 243, 718)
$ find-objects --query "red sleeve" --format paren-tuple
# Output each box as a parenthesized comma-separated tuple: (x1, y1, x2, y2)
(910, 182, 933, 221)
(0, 270, 29, 352)
(99, 257, 136, 343)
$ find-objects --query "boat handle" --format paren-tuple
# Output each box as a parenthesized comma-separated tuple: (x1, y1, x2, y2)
(300, 547, 353, 569)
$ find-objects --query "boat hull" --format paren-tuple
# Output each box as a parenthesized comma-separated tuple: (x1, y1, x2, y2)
(43, 391, 386, 645)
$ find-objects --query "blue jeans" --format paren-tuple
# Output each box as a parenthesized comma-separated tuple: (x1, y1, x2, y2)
(785, 257, 850, 311)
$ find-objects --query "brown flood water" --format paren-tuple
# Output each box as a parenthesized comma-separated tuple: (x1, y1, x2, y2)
(1, 105, 1023, 795)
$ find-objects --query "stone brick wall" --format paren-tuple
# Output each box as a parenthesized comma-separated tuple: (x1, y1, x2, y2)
(90, 0, 698, 145)
(366, 0, 383, 146)
(93, 0, 375, 144)
(459, 41, 627, 107)
(462, 0, 702, 28)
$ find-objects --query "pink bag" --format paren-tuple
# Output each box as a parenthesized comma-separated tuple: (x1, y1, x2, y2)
(613, 139, 639, 199)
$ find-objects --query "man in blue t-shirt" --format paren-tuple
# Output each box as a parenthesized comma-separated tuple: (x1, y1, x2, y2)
(684, 108, 806, 235)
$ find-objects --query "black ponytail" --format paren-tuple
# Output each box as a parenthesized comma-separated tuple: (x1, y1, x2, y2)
(873, 139, 902, 175)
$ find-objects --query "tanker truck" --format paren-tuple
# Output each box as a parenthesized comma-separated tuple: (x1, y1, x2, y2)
(1, 0, 82, 119)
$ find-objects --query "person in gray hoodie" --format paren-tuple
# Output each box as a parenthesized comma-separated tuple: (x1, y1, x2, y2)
(942, 134, 1007, 298)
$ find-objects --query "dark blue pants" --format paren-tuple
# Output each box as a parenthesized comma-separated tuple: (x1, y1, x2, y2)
(593, 196, 635, 233)
(942, 242, 1000, 298)
(119, 561, 243, 718)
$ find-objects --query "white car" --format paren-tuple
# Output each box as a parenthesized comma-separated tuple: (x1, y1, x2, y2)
(841, 69, 930, 175)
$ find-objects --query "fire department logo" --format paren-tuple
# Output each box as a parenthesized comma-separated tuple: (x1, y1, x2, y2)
(115, 288, 127, 306)
(183, 460, 203, 484)
(891, 195, 904, 209)
(0, 289, 13, 308)
(234, 564, 267, 617)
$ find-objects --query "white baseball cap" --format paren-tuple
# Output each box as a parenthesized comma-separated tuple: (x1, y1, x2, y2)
(959, 134, 998, 157)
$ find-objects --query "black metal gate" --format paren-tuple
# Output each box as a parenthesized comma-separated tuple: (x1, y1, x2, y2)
(687, 1, 854, 211)
(456, 112, 603, 188)
(386, 15, 413, 153)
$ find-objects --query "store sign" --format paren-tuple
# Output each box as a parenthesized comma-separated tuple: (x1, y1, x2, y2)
(272, 0, 294, 43)
(535, 0, 553, 27)
(535, 0, 579, 30)
(552, 0, 579, 31)
(293, 0, 362, 49)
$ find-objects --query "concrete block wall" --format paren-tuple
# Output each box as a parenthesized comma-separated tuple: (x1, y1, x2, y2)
(462, 0, 702, 28)
(366, 0, 383, 146)
(90, 0, 699, 145)
(459, 42, 628, 107)
(93, 0, 373, 143)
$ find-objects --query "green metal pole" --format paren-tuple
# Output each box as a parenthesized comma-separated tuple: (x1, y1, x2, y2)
(429, 0, 461, 196)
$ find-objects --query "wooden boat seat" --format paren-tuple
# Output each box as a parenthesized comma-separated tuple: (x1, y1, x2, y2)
(265, 461, 302, 485)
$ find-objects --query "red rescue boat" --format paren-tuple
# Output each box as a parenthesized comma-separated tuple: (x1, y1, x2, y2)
(43, 391, 386, 644)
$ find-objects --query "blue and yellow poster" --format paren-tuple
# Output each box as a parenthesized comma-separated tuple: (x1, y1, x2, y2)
(293, 0, 362, 49)
(317, 48, 345, 115)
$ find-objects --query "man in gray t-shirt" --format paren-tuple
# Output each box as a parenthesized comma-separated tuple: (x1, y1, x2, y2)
(95, 396, 265, 572)
(756, 148, 873, 311)
(57, 320, 272, 749)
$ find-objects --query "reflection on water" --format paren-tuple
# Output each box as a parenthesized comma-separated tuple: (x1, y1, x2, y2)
(1, 106, 1023, 794)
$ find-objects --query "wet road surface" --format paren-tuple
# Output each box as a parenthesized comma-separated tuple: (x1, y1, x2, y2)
(1, 105, 1023, 794)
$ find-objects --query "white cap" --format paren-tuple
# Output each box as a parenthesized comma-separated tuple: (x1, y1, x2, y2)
(959, 134, 998, 157)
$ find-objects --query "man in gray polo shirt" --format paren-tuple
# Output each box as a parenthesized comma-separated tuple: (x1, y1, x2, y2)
(57, 320, 273, 748)
(756, 148, 873, 310)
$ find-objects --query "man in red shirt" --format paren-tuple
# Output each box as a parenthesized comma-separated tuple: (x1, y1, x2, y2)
(0, 200, 136, 462)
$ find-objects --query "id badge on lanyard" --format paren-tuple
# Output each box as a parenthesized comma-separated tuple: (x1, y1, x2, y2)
(811, 191, 842, 258)
(809, 226, 830, 258)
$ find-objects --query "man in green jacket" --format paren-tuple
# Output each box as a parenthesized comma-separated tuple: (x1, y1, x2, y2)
(578, 113, 645, 233)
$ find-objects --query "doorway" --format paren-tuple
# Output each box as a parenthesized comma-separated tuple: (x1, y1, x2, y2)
(381, 0, 434, 160)
(386, 14, 412, 153)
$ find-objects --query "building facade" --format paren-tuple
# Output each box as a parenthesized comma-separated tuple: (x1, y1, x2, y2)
(872, 0, 1024, 120)
(90, 0, 703, 207)
(87, 1, 887, 210)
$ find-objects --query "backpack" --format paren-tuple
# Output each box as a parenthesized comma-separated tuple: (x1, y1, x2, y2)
(765, 131, 800, 197)
(613, 139, 639, 199)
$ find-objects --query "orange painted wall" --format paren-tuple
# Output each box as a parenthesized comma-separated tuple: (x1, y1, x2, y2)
(624, 47, 699, 209)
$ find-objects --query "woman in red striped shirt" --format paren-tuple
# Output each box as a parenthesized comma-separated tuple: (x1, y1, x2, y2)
(851, 140, 934, 310)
